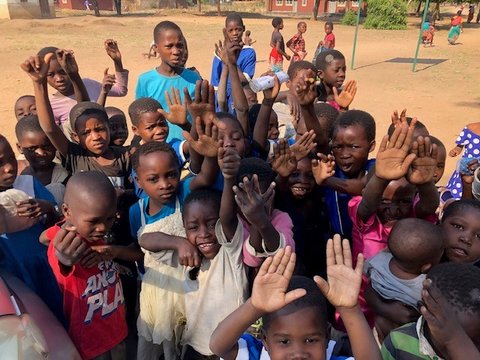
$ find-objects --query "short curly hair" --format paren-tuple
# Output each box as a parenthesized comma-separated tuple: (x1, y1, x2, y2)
(128, 97, 162, 127)
(332, 110, 376, 143)
(132, 141, 179, 172)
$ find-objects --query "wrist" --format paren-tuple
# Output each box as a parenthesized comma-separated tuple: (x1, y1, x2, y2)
(262, 98, 274, 106)
(247, 298, 267, 318)
(337, 304, 361, 314)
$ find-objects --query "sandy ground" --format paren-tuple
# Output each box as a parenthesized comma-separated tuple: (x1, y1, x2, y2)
(0, 7, 479, 184)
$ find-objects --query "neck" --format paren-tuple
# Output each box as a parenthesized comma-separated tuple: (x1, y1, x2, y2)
(148, 197, 166, 216)
(157, 63, 181, 77)
(424, 322, 445, 358)
(57, 84, 74, 97)
(389, 258, 420, 280)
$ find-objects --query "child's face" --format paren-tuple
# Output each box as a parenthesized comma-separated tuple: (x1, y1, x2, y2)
(63, 194, 116, 243)
(288, 68, 312, 96)
(298, 22, 307, 33)
(46, 58, 72, 94)
(17, 131, 56, 170)
(263, 307, 327, 360)
(155, 29, 185, 69)
(225, 20, 245, 43)
(377, 178, 416, 227)
(14, 97, 36, 120)
(218, 117, 246, 157)
(319, 59, 346, 88)
(324, 24, 333, 35)
(278, 20, 284, 30)
(183, 200, 220, 259)
(268, 112, 280, 140)
(331, 124, 374, 177)
(0, 139, 17, 191)
(74, 116, 110, 155)
(132, 111, 169, 144)
(135, 151, 180, 206)
(288, 157, 315, 199)
(108, 115, 128, 147)
(433, 146, 446, 184)
(442, 207, 480, 264)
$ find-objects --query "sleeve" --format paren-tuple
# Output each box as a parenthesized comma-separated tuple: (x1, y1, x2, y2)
(180, 176, 195, 204)
(210, 56, 222, 89)
(129, 203, 141, 240)
(33, 178, 57, 205)
(240, 49, 256, 79)
(380, 334, 399, 360)
(348, 196, 378, 232)
(46, 228, 75, 284)
(61, 141, 83, 174)
(108, 70, 129, 97)
(135, 75, 146, 100)
(456, 127, 469, 145)
(215, 218, 244, 259)
(169, 139, 187, 165)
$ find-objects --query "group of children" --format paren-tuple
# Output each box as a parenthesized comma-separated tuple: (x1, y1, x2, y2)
(1, 11, 480, 360)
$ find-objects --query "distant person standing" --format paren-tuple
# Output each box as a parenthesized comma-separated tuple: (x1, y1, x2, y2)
(269, 17, 290, 72)
(286, 21, 307, 63)
(312, 21, 335, 65)
(448, 10, 463, 45)
(84, 0, 90, 10)
(468, 4, 475, 23)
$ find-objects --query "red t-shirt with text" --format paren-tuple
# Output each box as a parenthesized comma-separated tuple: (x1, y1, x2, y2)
(46, 225, 127, 359)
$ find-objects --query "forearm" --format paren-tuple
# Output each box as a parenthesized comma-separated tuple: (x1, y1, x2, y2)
(338, 306, 382, 360)
(68, 72, 90, 102)
(461, 181, 473, 200)
(228, 62, 249, 130)
(33, 82, 69, 156)
(301, 103, 323, 146)
(97, 90, 108, 107)
(220, 178, 239, 241)
(444, 333, 480, 359)
(253, 98, 274, 152)
(188, 124, 202, 174)
(415, 181, 440, 218)
(210, 299, 264, 360)
(113, 58, 124, 72)
(253, 216, 280, 253)
(192, 156, 219, 189)
(217, 66, 229, 112)
(322, 176, 367, 196)
(357, 175, 389, 223)
(112, 244, 144, 262)
(138, 232, 183, 252)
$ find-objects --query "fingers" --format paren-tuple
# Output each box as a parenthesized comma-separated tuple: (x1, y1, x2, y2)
(325, 238, 334, 267)
(201, 80, 208, 104)
(284, 288, 307, 304)
(341, 238, 353, 269)
(184, 86, 193, 105)
(313, 275, 330, 297)
(104, 67, 109, 76)
(257, 256, 273, 278)
(267, 247, 285, 274)
(378, 134, 389, 153)
(193, 80, 202, 103)
(333, 234, 344, 266)
(275, 246, 292, 275)
(355, 253, 365, 278)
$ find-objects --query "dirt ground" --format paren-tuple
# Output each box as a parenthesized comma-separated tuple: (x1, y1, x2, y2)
(0, 7, 479, 184)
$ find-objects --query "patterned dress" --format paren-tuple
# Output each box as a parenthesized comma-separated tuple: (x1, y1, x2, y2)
(446, 126, 480, 199)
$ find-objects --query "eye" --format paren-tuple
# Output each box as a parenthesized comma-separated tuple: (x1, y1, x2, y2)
(147, 177, 158, 183)
(278, 339, 290, 345)
(188, 225, 198, 231)
(291, 171, 300, 178)
(452, 223, 464, 230)
(47, 72, 54, 77)
(305, 338, 319, 343)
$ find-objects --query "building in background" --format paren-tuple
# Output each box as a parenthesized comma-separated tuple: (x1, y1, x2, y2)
(0, 0, 54, 18)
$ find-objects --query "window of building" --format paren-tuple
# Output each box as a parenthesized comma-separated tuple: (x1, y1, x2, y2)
(276, 0, 283, 5)
(302, 0, 307, 6)
(285, 0, 292, 5)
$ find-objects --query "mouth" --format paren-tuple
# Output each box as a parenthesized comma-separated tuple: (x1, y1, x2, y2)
(291, 186, 311, 197)
(159, 191, 174, 200)
(339, 162, 353, 172)
(92, 142, 106, 149)
(154, 135, 167, 142)
(447, 247, 468, 258)
(197, 242, 217, 252)
(90, 234, 106, 242)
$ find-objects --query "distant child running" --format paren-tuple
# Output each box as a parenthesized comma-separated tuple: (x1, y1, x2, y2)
(448, 10, 463, 44)
(313, 21, 335, 65)
(286, 21, 308, 63)
(269, 17, 290, 72)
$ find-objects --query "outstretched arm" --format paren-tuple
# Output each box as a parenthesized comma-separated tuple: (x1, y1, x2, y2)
(22, 54, 69, 157)
(219, 147, 241, 241)
(210, 247, 305, 360)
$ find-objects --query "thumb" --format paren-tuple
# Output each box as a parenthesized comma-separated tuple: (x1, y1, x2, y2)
(104, 67, 109, 76)
(183, 130, 194, 144)
(332, 86, 338, 98)
(218, 146, 225, 160)
(158, 108, 169, 119)
(313, 275, 330, 297)
(44, 52, 55, 66)
(284, 288, 307, 305)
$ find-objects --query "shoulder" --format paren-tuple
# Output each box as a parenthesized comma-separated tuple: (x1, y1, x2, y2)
(382, 322, 419, 357)
(180, 68, 202, 82)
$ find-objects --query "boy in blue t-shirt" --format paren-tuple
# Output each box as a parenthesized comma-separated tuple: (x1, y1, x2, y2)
(211, 13, 256, 113)
(136, 21, 201, 143)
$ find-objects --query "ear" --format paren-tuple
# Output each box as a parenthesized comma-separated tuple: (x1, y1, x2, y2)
(261, 332, 269, 352)
(62, 203, 71, 218)
(317, 69, 324, 80)
(420, 263, 433, 274)
(132, 125, 139, 136)
(286, 79, 291, 89)
(16, 143, 24, 154)
(70, 132, 79, 143)
(135, 174, 144, 190)
(369, 140, 376, 153)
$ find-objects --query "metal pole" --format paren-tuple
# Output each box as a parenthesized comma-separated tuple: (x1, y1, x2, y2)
(351, 0, 362, 70)
(412, 0, 430, 72)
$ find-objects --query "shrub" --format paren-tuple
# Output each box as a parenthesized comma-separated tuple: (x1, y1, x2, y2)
(342, 9, 358, 26)
(364, 0, 407, 30)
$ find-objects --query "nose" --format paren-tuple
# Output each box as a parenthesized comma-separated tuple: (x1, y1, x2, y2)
(158, 177, 172, 190)
(92, 131, 103, 140)
(3, 162, 14, 174)
(339, 149, 351, 159)
(223, 137, 235, 148)
(95, 222, 107, 233)
(35, 148, 46, 157)
(460, 232, 473, 246)
(198, 225, 210, 238)
(338, 69, 346, 78)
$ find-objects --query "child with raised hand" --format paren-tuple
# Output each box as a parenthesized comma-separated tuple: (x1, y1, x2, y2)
(269, 17, 290, 72)
(315, 50, 357, 112)
(211, 13, 256, 114)
(15, 115, 69, 204)
(39, 40, 128, 136)
(364, 218, 445, 342)
(446, 121, 480, 199)
(382, 263, 480, 359)
(136, 21, 201, 143)
(181, 145, 248, 359)
(0, 134, 63, 322)
(210, 236, 382, 360)
(286, 21, 308, 62)
(272, 139, 335, 277)
(22, 53, 131, 188)
(349, 121, 439, 261)
(45, 171, 128, 360)
(14, 95, 36, 120)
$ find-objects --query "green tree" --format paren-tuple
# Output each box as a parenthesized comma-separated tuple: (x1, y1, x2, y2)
(364, 0, 408, 29)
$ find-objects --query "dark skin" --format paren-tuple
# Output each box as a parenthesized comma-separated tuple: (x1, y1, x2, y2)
(51, 49, 90, 102)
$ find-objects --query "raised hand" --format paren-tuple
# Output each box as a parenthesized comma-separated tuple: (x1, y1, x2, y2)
(101, 67, 116, 94)
(20, 53, 54, 83)
(16, 198, 53, 219)
(286, 93, 301, 126)
(53, 223, 89, 267)
(314, 234, 364, 309)
(80, 248, 104, 268)
(251, 246, 306, 313)
(294, 68, 317, 105)
(391, 108, 407, 129)
(375, 122, 417, 180)
(218, 145, 240, 180)
(449, 145, 463, 157)
(184, 80, 215, 120)
(262, 72, 281, 101)
(233, 175, 272, 225)
(270, 139, 297, 178)
(222, 28, 242, 65)
(460, 158, 479, 184)
(158, 87, 188, 127)
(183, 113, 224, 157)
(56, 49, 79, 75)
(312, 153, 335, 185)
(214, 39, 229, 65)
(407, 136, 438, 185)
(290, 130, 317, 160)
(333, 80, 357, 109)
(104, 39, 122, 62)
